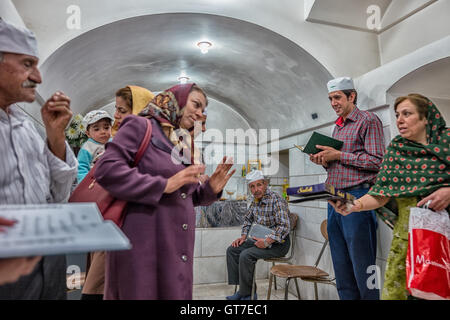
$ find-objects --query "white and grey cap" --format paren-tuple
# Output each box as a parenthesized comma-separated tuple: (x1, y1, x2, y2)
(246, 170, 265, 184)
(82, 110, 114, 128)
(327, 77, 355, 93)
(0, 18, 39, 58)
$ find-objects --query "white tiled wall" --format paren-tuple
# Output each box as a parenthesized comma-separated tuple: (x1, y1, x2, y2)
(193, 227, 271, 285)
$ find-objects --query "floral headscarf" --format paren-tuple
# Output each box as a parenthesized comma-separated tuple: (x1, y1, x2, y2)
(138, 83, 203, 165)
(369, 96, 449, 198)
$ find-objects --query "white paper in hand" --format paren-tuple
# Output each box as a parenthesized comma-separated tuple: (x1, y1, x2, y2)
(0, 203, 131, 258)
(248, 223, 273, 240)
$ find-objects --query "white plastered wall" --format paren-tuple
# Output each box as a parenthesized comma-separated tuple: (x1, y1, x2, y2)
(379, 0, 450, 64)
(0, 0, 25, 27)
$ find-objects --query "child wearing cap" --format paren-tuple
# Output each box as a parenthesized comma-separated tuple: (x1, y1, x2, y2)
(77, 110, 114, 183)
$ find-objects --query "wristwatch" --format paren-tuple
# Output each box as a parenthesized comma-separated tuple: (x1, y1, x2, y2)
(263, 238, 270, 248)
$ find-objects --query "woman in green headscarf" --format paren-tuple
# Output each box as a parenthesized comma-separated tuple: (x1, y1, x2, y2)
(330, 93, 450, 300)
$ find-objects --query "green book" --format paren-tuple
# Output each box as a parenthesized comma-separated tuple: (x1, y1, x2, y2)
(295, 132, 344, 155)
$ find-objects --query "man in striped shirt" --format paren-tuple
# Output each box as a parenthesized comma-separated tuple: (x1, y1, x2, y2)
(226, 170, 290, 300)
(310, 77, 385, 300)
(0, 19, 77, 299)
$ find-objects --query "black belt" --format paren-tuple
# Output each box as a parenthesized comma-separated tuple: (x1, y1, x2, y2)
(342, 183, 373, 192)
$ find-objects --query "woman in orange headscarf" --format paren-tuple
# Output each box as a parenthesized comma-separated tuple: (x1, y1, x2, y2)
(112, 85, 155, 137)
(81, 85, 154, 300)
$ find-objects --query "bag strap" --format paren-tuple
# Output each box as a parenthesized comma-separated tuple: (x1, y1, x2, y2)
(133, 119, 152, 166)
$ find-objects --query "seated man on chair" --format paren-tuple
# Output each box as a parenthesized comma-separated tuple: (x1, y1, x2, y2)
(226, 170, 291, 300)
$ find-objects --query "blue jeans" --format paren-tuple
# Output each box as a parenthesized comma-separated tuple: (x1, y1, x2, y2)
(327, 187, 379, 300)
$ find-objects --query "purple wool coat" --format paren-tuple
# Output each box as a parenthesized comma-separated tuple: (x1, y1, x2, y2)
(95, 115, 220, 299)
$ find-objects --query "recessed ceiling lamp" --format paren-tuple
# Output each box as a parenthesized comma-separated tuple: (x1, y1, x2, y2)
(177, 76, 190, 84)
(197, 41, 212, 54)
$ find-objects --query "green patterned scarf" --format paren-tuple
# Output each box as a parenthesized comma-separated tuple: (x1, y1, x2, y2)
(369, 98, 449, 198)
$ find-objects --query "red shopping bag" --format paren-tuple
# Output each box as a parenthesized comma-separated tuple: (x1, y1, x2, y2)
(406, 206, 450, 300)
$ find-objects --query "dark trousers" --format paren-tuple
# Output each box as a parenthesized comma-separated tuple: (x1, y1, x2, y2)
(0, 255, 67, 300)
(226, 236, 290, 296)
(327, 187, 379, 300)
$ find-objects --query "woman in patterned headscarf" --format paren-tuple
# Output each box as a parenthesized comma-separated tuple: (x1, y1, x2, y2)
(94, 83, 235, 299)
(330, 93, 449, 300)
(138, 83, 207, 165)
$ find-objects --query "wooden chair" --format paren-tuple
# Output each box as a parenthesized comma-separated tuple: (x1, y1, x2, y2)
(267, 219, 336, 300)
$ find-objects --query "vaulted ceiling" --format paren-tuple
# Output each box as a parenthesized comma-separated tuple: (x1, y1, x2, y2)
(31, 13, 333, 138)
(9, 0, 445, 140)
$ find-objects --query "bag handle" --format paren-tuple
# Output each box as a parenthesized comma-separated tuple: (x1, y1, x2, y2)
(133, 119, 152, 167)
(422, 200, 432, 210)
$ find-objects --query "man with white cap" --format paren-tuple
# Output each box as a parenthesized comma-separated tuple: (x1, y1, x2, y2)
(226, 170, 290, 300)
(0, 18, 77, 299)
(309, 77, 385, 300)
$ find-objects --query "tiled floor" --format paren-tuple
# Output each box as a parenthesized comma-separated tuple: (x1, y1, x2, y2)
(193, 278, 299, 300)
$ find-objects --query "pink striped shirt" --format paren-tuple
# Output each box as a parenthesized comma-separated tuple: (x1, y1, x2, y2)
(326, 107, 385, 189)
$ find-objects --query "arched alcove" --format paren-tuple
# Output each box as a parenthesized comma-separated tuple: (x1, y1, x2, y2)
(387, 56, 450, 123)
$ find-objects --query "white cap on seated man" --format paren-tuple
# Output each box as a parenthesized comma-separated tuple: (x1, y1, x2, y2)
(246, 170, 265, 184)
(246, 170, 268, 202)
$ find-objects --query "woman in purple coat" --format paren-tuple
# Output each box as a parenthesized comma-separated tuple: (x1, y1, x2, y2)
(95, 83, 235, 299)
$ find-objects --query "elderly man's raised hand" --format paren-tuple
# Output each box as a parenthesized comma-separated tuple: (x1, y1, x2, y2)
(41, 91, 72, 161)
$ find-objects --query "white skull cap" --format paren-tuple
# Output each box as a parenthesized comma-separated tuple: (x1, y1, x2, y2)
(246, 170, 265, 184)
(0, 18, 39, 58)
(327, 77, 355, 93)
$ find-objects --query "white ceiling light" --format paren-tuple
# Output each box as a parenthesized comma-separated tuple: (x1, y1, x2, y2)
(197, 41, 212, 54)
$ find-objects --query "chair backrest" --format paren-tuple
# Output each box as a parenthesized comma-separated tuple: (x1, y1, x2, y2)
(285, 212, 298, 260)
(314, 219, 329, 267)
(289, 212, 298, 231)
(320, 219, 328, 241)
